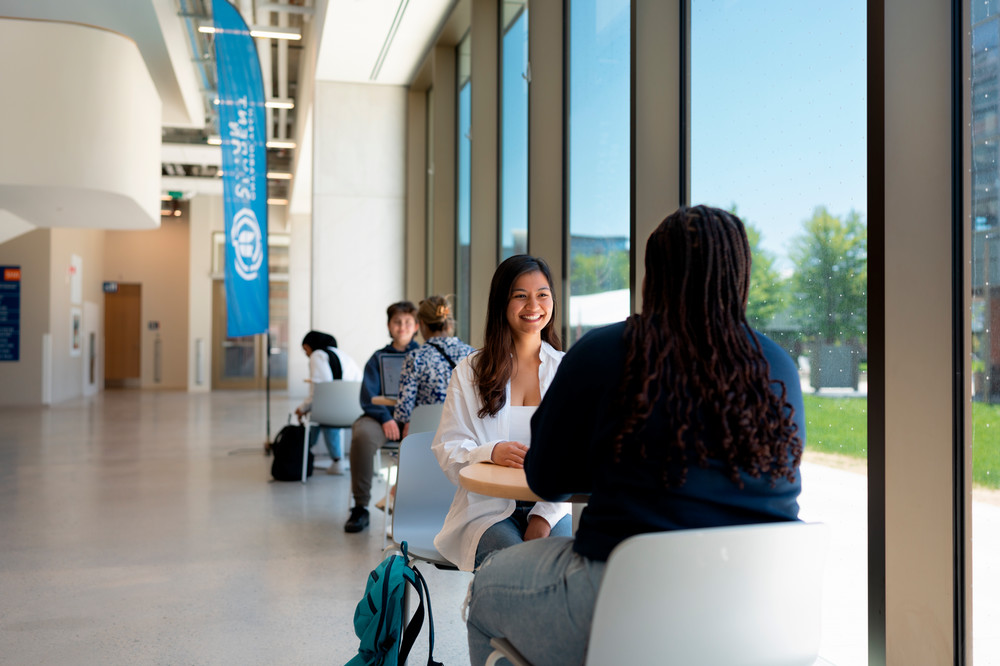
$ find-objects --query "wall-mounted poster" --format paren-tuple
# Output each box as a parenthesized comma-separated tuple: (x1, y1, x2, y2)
(69, 254, 82, 305)
(0, 266, 20, 361)
(70, 307, 82, 357)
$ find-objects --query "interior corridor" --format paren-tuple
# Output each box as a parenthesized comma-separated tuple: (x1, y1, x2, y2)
(0, 390, 473, 665)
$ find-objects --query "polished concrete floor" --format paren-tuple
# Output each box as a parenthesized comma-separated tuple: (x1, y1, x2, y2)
(3, 389, 998, 665)
(0, 390, 473, 665)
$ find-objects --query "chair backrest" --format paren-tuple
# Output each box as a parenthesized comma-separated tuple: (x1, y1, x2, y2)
(391, 431, 455, 554)
(310, 380, 363, 428)
(408, 402, 444, 435)
(585, 521, 829, 666)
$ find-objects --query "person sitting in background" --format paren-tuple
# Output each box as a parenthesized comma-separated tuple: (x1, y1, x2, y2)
(391, 295, 475, 439)
(464, 206, 806, 665)
(432, 255, 571, 573)
(294, 330, 363, 475)
(344, 301, 420, 534)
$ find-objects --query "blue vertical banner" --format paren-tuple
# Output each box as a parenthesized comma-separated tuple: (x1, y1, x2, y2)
(213, 0, 269, 337)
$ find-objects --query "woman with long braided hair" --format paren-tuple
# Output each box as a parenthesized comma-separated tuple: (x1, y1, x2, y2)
(465, 206, 805, 665)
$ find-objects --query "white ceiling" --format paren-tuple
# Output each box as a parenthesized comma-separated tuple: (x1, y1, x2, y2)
(0, 0, 453, 237)
(315, 0, 455, 84)
(0, 0, 204, 127)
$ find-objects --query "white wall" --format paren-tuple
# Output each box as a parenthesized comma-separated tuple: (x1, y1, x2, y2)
(187, 196, 224, 392)
(0, 19, 161, 232)
(311, 82, 408, 369)
(48, 228, 105, 404)
(288, 212, 312, 399)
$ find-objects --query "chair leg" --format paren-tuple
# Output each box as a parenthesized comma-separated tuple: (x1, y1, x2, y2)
(301, 422, 311, 483)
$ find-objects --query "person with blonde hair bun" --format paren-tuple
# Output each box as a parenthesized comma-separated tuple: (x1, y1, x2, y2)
(392, 295, 475, 438)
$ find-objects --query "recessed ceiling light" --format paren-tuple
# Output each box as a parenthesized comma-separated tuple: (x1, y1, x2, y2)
(199, 25, 301, 40)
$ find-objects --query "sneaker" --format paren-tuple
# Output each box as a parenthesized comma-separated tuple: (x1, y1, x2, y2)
(344, 507, 370, 533)
(327, 459, 345, 475)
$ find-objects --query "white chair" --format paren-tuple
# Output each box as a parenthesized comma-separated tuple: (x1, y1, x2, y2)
(487, 521, 830, 666)
(384, 430, 456, 569)
(408, 402, 444, 435)
(376, 402, 446, 546)
(301, 380, 363, 482)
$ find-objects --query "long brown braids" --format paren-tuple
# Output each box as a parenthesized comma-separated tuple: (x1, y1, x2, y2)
(614, 206, 802, 488)
(472, 255, 562, 418)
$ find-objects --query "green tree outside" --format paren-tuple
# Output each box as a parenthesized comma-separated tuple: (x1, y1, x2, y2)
(744, 221, 786, 329)
(570, 249, 629, 296)
(789, 206, 867, 345)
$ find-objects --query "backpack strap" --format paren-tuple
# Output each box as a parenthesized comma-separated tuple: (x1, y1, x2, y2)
(426, 341, 456, 369)
(395, 542, 443, 666)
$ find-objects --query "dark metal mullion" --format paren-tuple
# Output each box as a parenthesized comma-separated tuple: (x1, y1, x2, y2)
(629, 0, 636, 311)
(951, 0, 968, 663)
(562, 0, 571, 345)
(867, 0, 888, 663)
(497, 0, 505, 264)
(679, 0, 689, 206)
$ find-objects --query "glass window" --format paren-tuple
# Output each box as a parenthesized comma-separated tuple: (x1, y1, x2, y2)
(456, 33, 472, 342)
(690, 3, 867, 664)
(565, 0, 630, 346)
(970, 6, 1000, 662)
(500, 0, 529, 260)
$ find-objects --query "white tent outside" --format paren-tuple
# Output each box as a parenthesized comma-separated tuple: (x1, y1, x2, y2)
(568, 288, 630, 328)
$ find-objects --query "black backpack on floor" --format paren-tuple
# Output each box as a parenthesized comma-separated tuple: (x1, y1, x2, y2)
(269, 423, 314, 481)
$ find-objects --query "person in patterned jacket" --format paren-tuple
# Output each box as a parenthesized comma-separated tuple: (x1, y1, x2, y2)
(392, 295, 475, 438)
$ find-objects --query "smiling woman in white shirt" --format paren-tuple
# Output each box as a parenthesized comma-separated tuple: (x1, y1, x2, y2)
(432, 255, 571, 572)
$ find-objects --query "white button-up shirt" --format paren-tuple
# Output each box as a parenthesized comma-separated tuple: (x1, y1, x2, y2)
(432, 342, 571, 571)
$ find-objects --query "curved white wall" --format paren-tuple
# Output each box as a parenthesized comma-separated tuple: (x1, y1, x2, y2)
(0, 19, 161, 230)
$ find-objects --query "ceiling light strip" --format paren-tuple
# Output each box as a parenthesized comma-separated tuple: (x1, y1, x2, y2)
(370, 0, 410, 82)
(198, 25, 301, 40)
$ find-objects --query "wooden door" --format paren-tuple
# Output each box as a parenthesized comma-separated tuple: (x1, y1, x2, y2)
(104, 284, 141, 385)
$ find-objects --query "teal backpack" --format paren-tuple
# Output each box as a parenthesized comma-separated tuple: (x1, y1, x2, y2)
(347, 542, 443, 666)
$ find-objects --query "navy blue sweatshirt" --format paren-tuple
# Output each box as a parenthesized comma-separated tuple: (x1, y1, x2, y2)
(359, 341, 419, 424)
(526, 322, 805, 562)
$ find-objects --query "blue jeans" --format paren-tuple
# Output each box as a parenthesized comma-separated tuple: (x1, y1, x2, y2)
(308, 425, 343, 459)
(467, 536, 606, 666)
(474, 504, 573, 569)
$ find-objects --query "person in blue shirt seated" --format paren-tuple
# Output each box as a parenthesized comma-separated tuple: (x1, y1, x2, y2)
(344, 301, 419, 533)
(464, 205, 806, 666)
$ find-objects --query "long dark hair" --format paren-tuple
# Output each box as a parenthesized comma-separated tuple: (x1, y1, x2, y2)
(302, 330, 336, 350)
(615, 206, 802, 488)
(472, 255, 561, 418)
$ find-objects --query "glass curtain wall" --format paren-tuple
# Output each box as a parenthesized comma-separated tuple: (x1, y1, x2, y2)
(456, 34, 472, 342)
(500, 1, 529, 260)
(970, 4, 1000, 661)
(565, 0, 630, 346)
(690, 3, 868, 664)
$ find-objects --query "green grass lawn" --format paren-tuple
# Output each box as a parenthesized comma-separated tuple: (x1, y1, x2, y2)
(802, 394, 1000, 490)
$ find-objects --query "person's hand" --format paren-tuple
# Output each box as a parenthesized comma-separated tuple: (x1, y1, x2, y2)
(294, 407, 306, 423)
(382, 420, 401, 441)
(524, 515, 551, 541)
(491, 440, 528, 468)
(401, 422, 410, 439)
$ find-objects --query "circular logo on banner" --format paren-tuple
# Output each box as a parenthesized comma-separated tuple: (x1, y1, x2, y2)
(230, 208, 264, 281)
